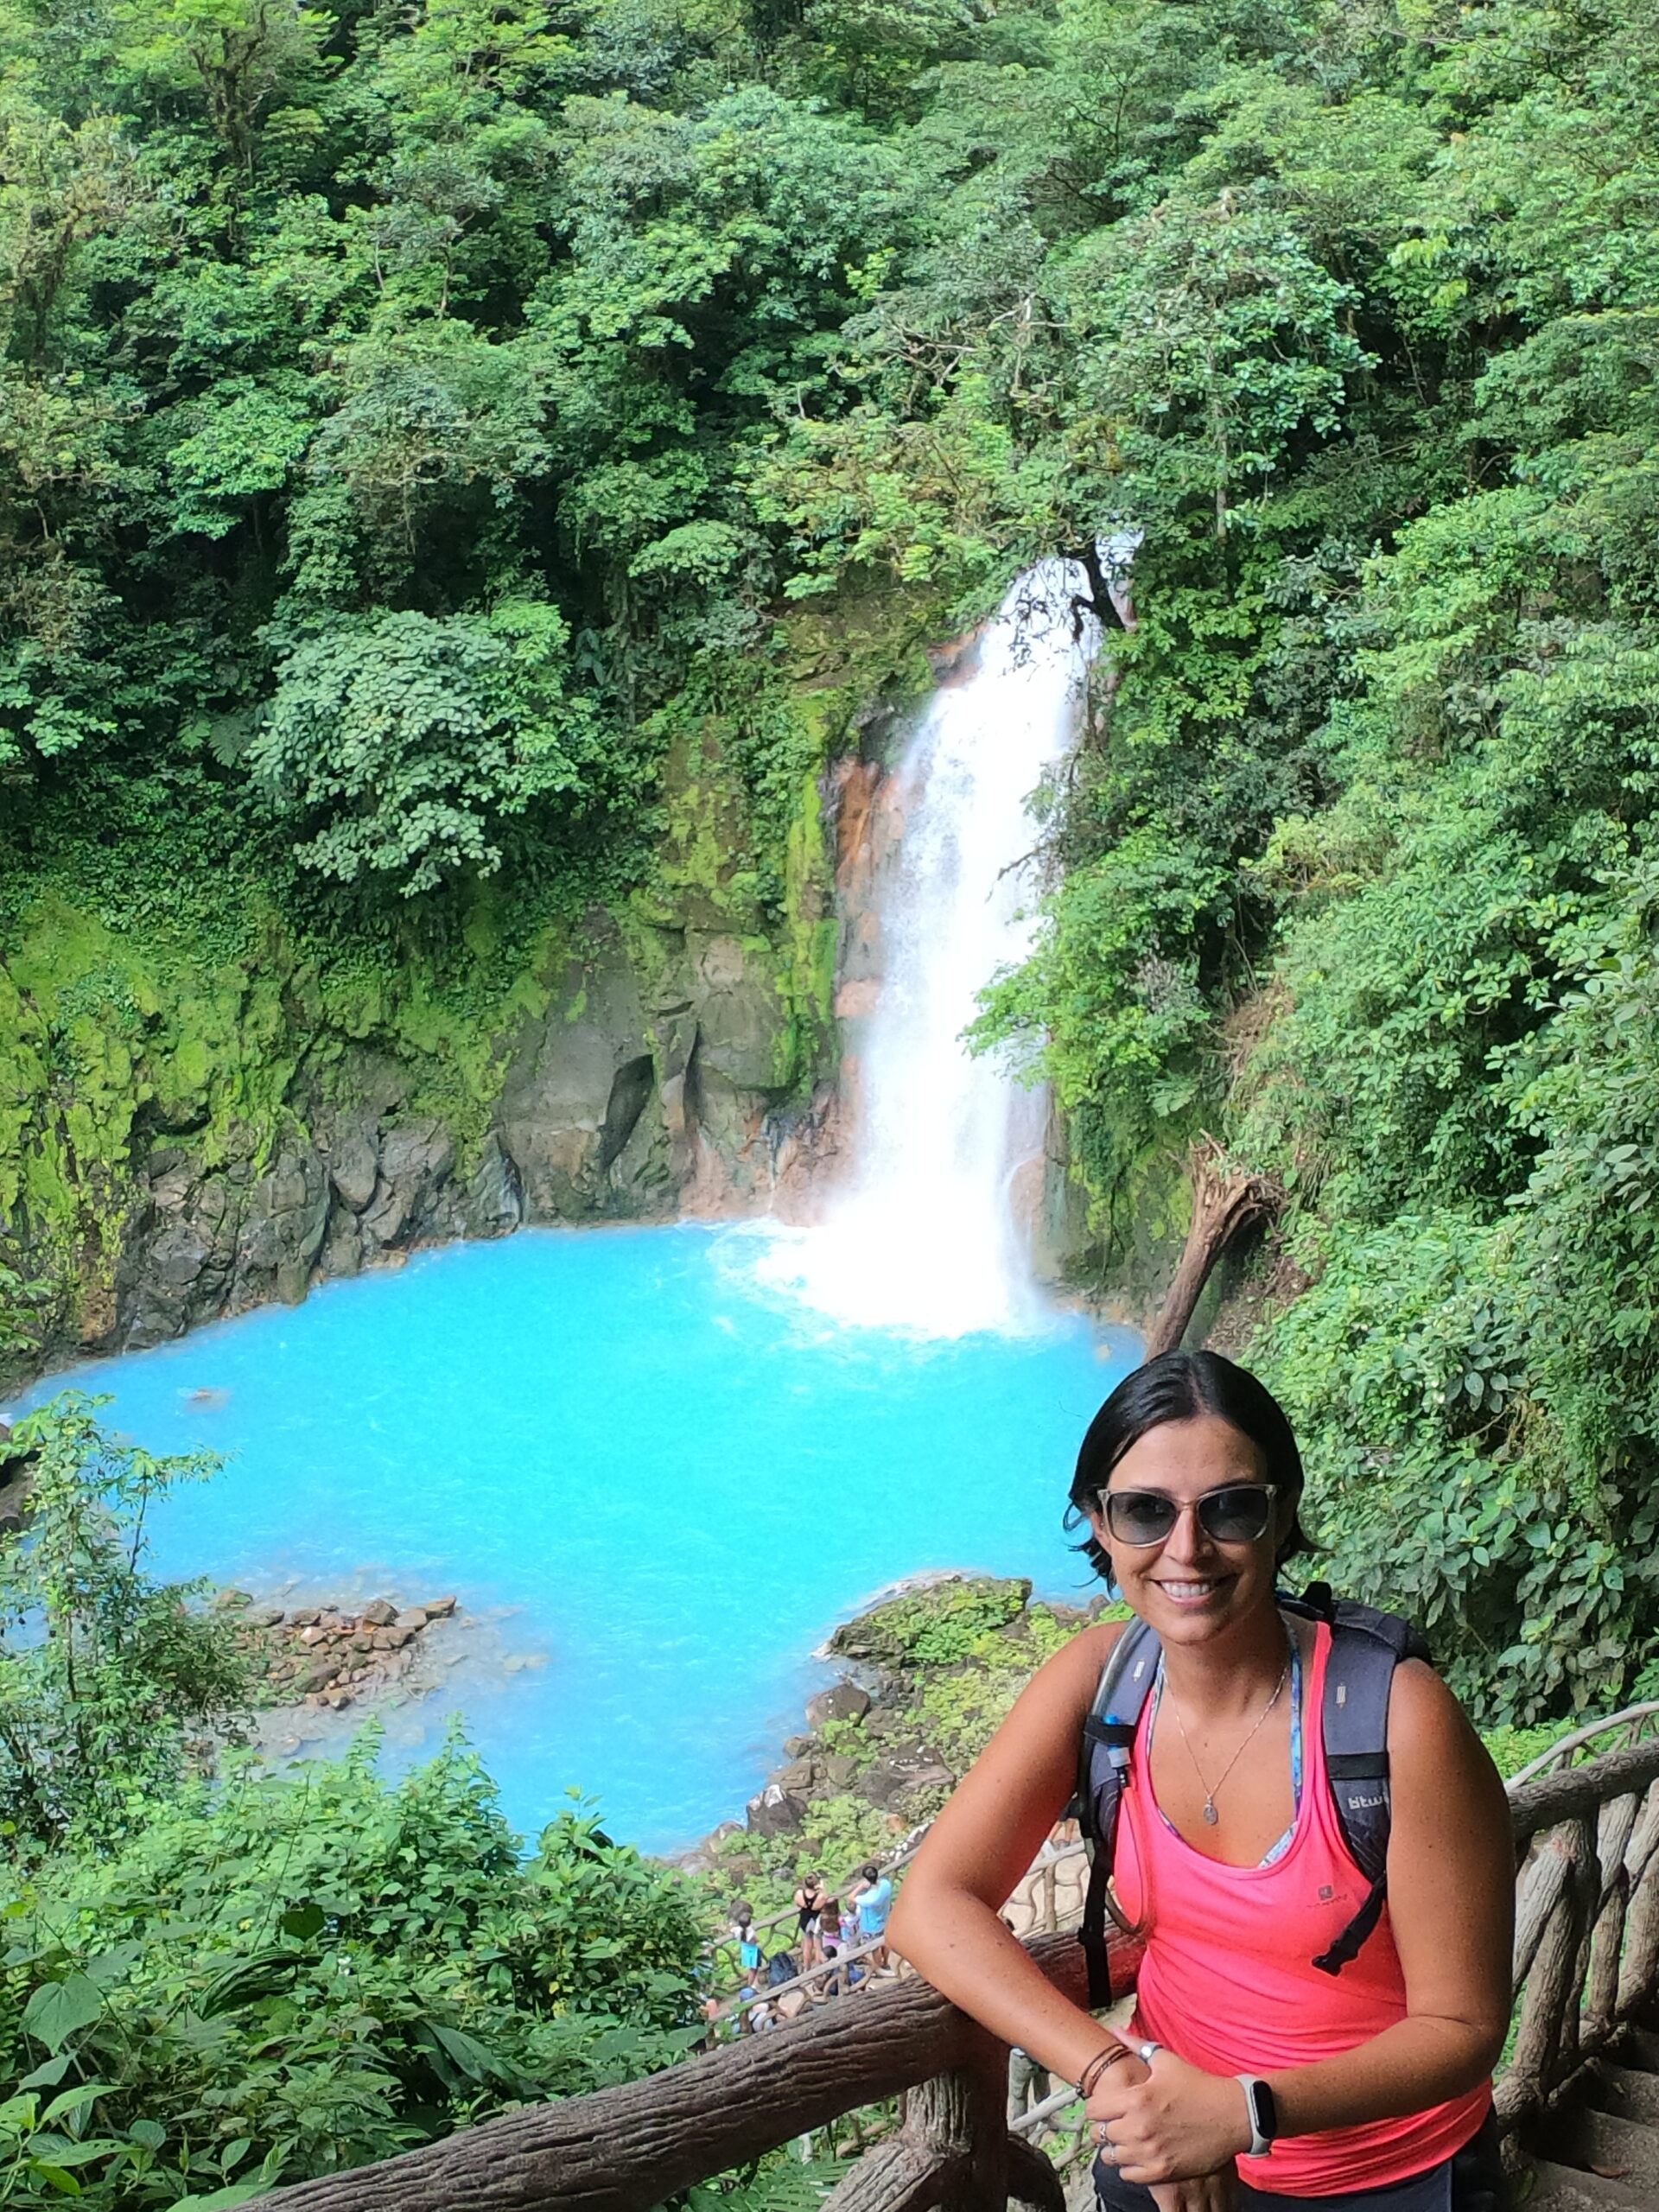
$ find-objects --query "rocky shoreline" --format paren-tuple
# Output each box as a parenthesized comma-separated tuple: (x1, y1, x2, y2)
(213, 1569, 1109, 1899)
(680, 1572, 1114, 1897)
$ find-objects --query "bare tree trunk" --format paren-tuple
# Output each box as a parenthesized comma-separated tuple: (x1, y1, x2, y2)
(1142, 1138, 1278, 1360)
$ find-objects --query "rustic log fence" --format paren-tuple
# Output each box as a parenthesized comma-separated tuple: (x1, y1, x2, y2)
(264, 1723, 1659, 2212)
(1497, 1702, 1659, 2133)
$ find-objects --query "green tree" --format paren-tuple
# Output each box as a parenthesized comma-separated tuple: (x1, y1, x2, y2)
(0, 1395, 252, 1850)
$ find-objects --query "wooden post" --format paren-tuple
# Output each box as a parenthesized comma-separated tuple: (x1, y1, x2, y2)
(1585, 1792, 1641, 2037)
(906, 2024, 1010, 2212)
(1507, 1820, 1596, 2115)
(1619, 1851, 1659, 2017)
(1585, 1870, 1628, 2039)
(1512, 1842, 1571, 1988)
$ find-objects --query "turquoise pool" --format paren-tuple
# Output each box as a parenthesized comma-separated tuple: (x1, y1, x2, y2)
(9, 1224, 1134, 1851)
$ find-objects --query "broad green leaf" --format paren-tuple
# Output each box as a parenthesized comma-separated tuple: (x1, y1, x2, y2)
(22, 1974, 103, 2054)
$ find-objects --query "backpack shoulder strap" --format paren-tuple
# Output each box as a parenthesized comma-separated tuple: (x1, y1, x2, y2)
(1286, 1591, 1431, 1976)
(1077, 1618, 1160, 2007)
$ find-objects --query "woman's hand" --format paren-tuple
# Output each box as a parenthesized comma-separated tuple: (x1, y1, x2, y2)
(1090, 2049, 1250, 2183)
(1148, 2174, 1238, 2212)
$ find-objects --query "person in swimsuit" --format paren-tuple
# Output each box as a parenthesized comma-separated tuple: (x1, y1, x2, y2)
(795, 1872, 826, 1972)
(887, 1351, 1513, 2212)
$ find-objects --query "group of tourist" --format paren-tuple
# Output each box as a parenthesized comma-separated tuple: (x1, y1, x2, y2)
(710, 1863, 896, 2036)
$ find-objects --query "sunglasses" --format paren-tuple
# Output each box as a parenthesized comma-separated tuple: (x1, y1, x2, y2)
(1098, 1481, 1278, 1548)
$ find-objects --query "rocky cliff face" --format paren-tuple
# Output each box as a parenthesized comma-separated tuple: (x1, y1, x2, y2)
(45, 893, 848, 1363)
(0, 726, 857, 1379)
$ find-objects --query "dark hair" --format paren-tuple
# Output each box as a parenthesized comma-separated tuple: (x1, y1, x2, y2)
(1066, 1349, 1308, 1583)
(860, 1863, 879, 1884)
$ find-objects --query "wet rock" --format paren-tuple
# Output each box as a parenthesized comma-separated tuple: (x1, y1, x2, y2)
(463, 1134, 522, 1237)
(746, 1782, 807, 1839)
(422, 1596, 457, 1617)
(856, 1752, 956, 1813)
(317, 1206, 364, 1280)
(821, 1754, 859, 1791)
(805, 1680, 870, 1729)
(393, 1606, 428, 1630)
(361, 1118, 454, 1248)
(497, 919, 668, 1221)
(238, 1140, 330, 1306)
(121, 1221, 219, 1336)
(360, 1599, 397, 1627)
(327, 1121, 380, 1213)
(214, 1589, 253, 1610)
(777, 1758, 819, 1794)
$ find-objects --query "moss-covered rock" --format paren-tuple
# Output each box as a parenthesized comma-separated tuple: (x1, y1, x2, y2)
(826, 1574, 1034, 1669)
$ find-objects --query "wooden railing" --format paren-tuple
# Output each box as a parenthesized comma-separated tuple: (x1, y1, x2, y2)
(1498, 1706, 1659, 2131)
(266, 1927, 1137, 2212)
(263, 1730, 1659, 2212)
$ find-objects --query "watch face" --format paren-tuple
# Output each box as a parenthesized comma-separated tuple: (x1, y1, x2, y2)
(1249, 2080, 1279, 2143)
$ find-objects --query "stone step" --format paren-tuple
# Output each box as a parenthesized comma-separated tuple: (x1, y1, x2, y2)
(1590, 2068, 1659, 2131)
(1527, 2159, 1659, 2212)
(1550, 2109, 1659, 2199)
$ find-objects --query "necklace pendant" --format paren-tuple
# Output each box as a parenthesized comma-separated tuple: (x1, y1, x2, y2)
(1202, 1798, 1218, 1825)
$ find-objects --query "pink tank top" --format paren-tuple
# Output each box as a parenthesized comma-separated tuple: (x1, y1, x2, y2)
(1116, 1621, 1491, 2194)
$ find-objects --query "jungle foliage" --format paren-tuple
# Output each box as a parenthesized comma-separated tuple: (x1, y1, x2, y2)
(0, 1401, 709, 2208)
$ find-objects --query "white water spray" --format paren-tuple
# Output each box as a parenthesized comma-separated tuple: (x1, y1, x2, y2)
(757, 561, 1099, 1337)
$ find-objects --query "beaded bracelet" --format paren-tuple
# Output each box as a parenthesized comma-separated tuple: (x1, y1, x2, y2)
(1076, 2042, 1134, 2101)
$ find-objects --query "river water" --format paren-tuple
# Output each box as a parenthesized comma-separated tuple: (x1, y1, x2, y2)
(7, 563, 1131, 1852)
(13, 1229, 1130, 1848)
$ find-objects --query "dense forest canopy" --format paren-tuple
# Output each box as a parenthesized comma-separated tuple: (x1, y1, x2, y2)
(3, 0, 1658, 1704)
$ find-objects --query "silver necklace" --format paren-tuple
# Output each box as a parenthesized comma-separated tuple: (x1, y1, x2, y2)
(1162, 1640, 1291, 1826)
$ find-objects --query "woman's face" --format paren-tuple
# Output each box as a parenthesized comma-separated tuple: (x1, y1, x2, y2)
(1086, 1413, 1288, 1648)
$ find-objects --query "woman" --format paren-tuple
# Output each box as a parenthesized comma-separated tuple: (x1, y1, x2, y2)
(795, 1872, 826, 1973)
(887, 1351, 1513, 2212)
(817, 1894, 845, 1996)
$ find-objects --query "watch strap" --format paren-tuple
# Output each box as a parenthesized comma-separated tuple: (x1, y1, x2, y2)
(1236, 2075, 1278, 2157)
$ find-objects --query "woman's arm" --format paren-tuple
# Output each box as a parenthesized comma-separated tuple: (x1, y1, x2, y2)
(887, 1621, 1137, 2087)
(1093, 1662, 1515, 2178)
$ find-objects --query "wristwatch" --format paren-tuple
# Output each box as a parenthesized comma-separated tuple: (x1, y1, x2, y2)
(1236, 2075, 1279, 2158)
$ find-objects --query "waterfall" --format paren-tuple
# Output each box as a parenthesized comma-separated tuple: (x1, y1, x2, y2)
(757, 560, 1099, 1337)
